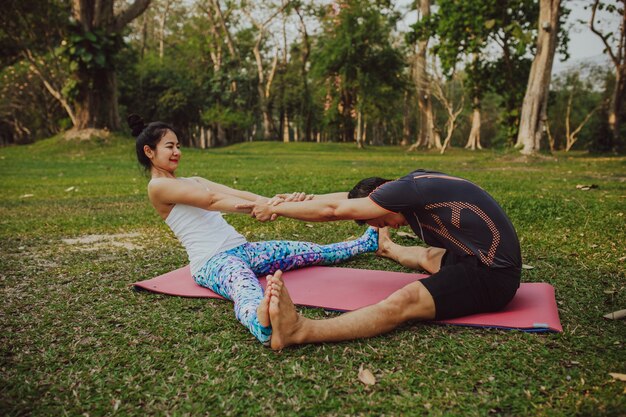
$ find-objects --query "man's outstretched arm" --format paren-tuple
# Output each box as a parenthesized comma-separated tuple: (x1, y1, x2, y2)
(240, 197, 391, 222)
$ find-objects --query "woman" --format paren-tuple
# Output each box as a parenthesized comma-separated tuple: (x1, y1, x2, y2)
(129, 114, 378, 345)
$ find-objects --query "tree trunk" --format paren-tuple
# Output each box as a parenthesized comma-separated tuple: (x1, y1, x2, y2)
(340, 87, 355, 142)
(465, 99, 482, 150)
(74, 68, 121, 130)
(212, 0, 239, 62)
(412, 0, 440, 150)
(245, 3, 287, 141)
(158, 0, 172, 60)
(363, 120, 368, 145)
(356, 108, 364, 149)
(199, 126, 207, 149)
(401, 91, 411, 146)
(516, 0, 561, 154)
(295, 5, 312, 142)
(71, 0, 151, 132)
(609, 64, 625, 146)
(590, 0, 625, 149)
(140, 13, 148, 59)
(254, 46, 278, 140)
(216, 123, 226, 146)
(282, 112, 290, 142)
(546, 119, 555, 151)
(565, 90, 573, 151)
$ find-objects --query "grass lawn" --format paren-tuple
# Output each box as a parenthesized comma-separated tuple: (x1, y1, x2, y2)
(1, 135, 625, 416)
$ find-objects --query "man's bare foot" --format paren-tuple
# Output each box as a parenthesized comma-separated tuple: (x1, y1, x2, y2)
(256, 278, 272, 328)
(376, 227, 394, 258)
(268, 270, 306, 350)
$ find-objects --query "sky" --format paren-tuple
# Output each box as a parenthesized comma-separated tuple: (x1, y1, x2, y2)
(395, 0, 622, 73)
(553, 0, 623, 72)
(185, 0, 623, 75)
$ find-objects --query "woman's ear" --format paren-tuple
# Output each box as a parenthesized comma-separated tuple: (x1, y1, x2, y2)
(143, 144, 154, 159)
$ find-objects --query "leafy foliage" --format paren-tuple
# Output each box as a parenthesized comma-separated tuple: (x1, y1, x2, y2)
(312, 0, 405, 142)
(56, 25, 123, 72)
(0, 0, 616, 152)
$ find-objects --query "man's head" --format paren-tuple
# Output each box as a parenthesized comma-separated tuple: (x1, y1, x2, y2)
(348, 177, 391, 200)
(348, 177, 408, 228)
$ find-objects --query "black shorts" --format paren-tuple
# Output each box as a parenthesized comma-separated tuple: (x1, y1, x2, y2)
(420, 251, 521, 320)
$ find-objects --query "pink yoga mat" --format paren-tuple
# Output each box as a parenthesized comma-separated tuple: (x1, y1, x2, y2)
(133, 265, 562, 333)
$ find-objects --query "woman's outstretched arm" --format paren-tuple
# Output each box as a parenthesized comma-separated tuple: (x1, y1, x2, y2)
(192, 176, 346, 203)
(149, 178, 253, 214)
(190, 176, 266, 202)
(310, 192, 349, 200)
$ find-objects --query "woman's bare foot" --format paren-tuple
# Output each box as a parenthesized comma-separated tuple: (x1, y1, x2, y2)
(268, 270, 307, 350)
(256, 276, 272, 328)
(376, 227, 395, 258)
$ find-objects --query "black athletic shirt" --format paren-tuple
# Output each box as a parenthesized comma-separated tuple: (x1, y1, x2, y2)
(370, 169, 521, 269)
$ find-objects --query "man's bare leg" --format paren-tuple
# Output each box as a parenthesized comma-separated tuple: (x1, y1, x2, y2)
(377, 227, 446, 273)
(268, 269, 436, 350)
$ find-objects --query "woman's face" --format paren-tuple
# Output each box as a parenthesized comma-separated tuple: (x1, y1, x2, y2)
(147, 130, 181, 173)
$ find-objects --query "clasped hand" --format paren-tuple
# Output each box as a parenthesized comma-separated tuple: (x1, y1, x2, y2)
(267, 192, 314, 206)
(237, 192, 313, 221)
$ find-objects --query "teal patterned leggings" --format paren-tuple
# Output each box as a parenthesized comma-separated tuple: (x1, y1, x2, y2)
(193, 227, 378, 344)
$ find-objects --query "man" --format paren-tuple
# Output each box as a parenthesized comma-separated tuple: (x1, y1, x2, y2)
(243, 169, 522, 350)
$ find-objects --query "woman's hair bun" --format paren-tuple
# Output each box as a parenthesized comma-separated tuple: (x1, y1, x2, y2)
(127, 113, 146, 137)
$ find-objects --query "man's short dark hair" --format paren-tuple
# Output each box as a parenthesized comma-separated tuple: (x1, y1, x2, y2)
(348, 177, 391, 225)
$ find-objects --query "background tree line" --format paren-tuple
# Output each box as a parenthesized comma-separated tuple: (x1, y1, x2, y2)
(1, 0, 624, 153)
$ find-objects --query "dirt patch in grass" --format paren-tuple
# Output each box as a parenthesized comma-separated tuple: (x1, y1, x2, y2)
(61, 233, 144, 251)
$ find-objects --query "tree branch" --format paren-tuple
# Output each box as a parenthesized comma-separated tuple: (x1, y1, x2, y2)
(589, 0, 619, 67)
(212, 0, 239, 61)
(242, 0, 290, 31)
(265, 53, 279, 98)
(23, 49, 77, 127)
(571, 106, 599, 138)
(94, 0, 104, 26)
(112, 0, 152, 32)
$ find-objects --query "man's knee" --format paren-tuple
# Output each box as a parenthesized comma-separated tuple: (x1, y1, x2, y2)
(380, 282, 435, 322)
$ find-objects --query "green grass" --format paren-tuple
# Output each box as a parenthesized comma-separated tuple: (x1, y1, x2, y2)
(1, 135, 625, 416)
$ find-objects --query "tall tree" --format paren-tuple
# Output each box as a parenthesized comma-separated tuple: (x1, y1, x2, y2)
(548, 65, 606, 151)
(412, 0, 440, 149)
(516, 0, 561, 154)
(589, 0, 625, 149)
(487, 0, 538, 144)
(430, 65, 464, 154)
(314, 0, 404, 145)
(68, 0, 151, 131)
(192, 0, 245, 146)
(1, 0, 75, 131)
(294, 2, 313, 141)
(157, 0, 176, 60)
(415, 1, 495, 150)
(242, 0, 288, 140)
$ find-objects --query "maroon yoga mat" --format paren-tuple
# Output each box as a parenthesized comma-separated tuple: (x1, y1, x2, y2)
(133, 265, 562, 333)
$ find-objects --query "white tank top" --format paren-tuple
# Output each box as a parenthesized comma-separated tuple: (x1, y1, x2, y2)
(164, 191, 247, 276)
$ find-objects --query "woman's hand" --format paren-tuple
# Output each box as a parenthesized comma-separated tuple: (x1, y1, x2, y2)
(265, 195, 285, 206)
(269, 192, 314, 206)
(236, 201, 277, 222)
